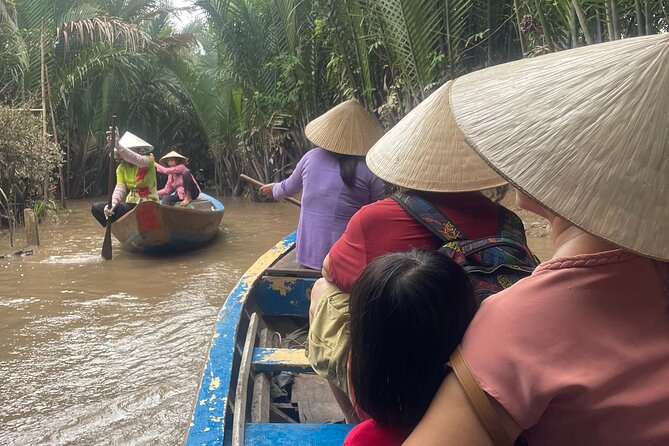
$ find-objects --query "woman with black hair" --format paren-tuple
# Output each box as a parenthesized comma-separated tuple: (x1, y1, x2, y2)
(260, 100, 385, 270)
(343, 249, 477, 445)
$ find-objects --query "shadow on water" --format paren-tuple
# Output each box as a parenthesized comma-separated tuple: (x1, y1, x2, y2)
(0, 196, 299, 446)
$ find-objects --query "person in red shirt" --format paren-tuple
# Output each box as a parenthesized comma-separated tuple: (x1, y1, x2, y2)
(305, 80, 517, 423)
(343, 249, 477, 446)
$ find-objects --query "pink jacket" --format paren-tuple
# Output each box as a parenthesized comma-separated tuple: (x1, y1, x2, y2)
(155, 164, 199, 199)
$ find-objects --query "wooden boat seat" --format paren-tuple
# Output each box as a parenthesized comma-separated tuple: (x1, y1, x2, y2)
(252, 347, 314, 373)
(244, 423, 352, 445)
(265, 249, 322, 278)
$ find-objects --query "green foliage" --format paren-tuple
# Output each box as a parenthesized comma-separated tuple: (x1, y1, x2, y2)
(0, 106, 62, 223)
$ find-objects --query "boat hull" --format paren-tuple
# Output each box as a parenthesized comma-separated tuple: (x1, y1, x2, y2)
(111, 193, 224, 254)
(187, 233, 352, 445)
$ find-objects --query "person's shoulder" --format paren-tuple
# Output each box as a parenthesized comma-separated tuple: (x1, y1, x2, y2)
(353, 197, 399, 219)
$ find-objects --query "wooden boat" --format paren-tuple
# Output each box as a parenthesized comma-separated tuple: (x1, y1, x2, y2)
(111, 192, 224, 254)
(186, 232, 353, 446)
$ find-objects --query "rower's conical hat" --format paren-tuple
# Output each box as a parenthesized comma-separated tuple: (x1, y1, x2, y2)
(367, 81, 506, 192)
(159, 150, 188, 166)
(449, 34, 669, 261)
(119, 131, 153, 153)
(305, 100, 384, 156)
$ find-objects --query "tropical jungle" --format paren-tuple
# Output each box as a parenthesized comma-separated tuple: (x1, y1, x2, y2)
(1, 0, 667, 228)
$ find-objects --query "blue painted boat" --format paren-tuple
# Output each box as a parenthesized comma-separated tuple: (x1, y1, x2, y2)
(111, 192, 224, 254)
(187, 232, 353, 445)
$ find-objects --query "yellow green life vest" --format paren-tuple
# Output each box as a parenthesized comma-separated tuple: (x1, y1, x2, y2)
(116, 155, 158, 203)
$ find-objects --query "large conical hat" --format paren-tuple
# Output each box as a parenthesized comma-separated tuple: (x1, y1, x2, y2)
(119, 131, 153, 154)
(305, 100, 384, 156)
(367, 81, 506, 192)
(159, 150, 188, 166)
(449, 34, 669, 261)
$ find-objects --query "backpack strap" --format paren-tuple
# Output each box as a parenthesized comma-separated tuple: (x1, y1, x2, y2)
(450, 347, 514, 446)
(391, 191, 468, 242)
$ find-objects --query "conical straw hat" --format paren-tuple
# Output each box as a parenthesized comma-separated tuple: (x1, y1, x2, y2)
(305, 100, 384, 156)
(449, 34, 669, 261)
(367, 81, 506, 192)
(159, 150, 188, 166)
(119, 131, 153, 154)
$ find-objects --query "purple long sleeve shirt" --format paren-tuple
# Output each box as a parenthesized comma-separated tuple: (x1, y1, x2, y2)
(272, 147, 385, 269)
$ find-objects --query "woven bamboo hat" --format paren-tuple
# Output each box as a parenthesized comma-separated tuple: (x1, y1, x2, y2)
(305, 100, 384, 156)
(119, 131, 153, 154)
(159, 150, 188, 166)
(449, 34, 669, 261)
(367, 81, 506, 192)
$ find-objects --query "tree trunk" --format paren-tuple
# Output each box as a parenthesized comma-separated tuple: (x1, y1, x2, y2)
(533, 0, 554, 52)
(635, 0, 645, 35)
(572, 0, 594, 44)
(570, 4, 579, 47)
(604, 0, 615, 40)
(610, 0, 620, 38)
(644, 0, 652, 34)
(513, 0, 526, 54)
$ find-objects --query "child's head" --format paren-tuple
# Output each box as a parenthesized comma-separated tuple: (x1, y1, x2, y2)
(348, 249, 477, 429)
(159, 150, 188, 168)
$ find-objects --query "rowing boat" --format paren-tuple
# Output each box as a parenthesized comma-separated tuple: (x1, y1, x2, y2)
(111, 192, 224, 254)
(186, 232, 353, 445)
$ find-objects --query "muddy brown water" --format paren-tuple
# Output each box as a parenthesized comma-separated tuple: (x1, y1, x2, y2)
(0, 196, 552, 446)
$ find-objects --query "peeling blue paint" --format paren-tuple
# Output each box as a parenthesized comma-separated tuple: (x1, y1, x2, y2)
(186, 232, 296, 445)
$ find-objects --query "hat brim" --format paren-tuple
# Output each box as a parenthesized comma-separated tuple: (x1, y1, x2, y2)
(367, 81, 506, 192)
(450, 34, 669, 261)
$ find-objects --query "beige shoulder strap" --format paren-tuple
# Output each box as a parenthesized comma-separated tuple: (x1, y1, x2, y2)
(450, 347, 513, 446)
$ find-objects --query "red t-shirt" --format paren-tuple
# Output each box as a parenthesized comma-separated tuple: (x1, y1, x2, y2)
(328, 192, 500, 292)
(343, 419, 409, 446)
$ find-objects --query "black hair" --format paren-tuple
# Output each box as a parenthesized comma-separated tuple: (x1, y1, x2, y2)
(348, 249, 477, 429)
(331, 152, 361, 187)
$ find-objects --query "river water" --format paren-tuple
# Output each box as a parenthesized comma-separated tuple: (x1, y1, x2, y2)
(0, 197, 299, 446)
(0, 196, 552, 445)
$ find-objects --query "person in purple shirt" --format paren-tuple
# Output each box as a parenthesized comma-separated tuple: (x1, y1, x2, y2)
(260, 100, 386, 270)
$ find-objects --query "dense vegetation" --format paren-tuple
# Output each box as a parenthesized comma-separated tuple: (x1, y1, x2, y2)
(0, 0, 666, 222)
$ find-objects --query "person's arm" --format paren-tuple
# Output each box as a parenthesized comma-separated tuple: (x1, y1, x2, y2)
(326, 209, 370, 293)
(321, 254, 332, 282)
(369, 175, 386, 202)
(115, 143, 151, 167)
(156, 164, 186, 175)
(111, 183, 127, 207)
(403, 373, 520, 446)
(271, 151, 308, 199)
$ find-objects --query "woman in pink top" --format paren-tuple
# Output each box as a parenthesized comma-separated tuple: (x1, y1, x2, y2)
(156, 150, 200, 206)
(400, 35, 669, 446)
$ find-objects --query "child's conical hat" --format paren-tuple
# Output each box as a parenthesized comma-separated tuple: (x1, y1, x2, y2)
(366, 81, 506, 192)
(305, 100, 384, 156)
(159, 151, 188, 166)
(449, 34, 669, 261)
(119, 132, 153, 154)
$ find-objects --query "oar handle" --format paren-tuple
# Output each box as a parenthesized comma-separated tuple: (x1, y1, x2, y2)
(239, 174, 301, 208)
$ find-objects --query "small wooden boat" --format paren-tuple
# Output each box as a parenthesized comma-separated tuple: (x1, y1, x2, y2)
(111, 192, 224, 254)
(186, 233, 352, 446)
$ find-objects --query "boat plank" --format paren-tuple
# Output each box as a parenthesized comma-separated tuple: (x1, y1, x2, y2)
(252, 348, 313, 374)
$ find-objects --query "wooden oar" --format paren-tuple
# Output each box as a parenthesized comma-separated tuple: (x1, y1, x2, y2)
(101, 115, 117, 260)
(239, 174, 301, 207)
